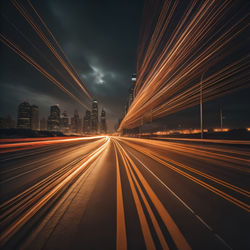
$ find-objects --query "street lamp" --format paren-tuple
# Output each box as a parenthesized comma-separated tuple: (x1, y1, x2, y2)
(200, 73, 204, 139)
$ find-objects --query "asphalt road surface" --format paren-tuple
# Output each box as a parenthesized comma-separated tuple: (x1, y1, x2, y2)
(0, 136, 249, 250)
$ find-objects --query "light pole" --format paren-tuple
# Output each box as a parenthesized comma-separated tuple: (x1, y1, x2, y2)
(220, 105, 223, 131)
(200, 73, 204, 139)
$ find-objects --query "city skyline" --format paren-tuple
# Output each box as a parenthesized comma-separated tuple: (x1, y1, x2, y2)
(1, 99, 108, 134)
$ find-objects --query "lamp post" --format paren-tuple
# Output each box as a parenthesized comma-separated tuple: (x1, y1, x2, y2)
(200, 73, 204, 139)
(220, 105, 223, 131)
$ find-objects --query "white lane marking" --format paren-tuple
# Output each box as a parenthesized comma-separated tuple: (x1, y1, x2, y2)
(196, 215, 212, 231)
(127, 148, 232, 249)
(215, 234, 233, 250)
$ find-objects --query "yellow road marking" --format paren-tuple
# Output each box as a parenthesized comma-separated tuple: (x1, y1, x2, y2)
(118, 148, 169, 249)
(114, 141, 156, 250)
(113, 142, 127, 250)
(116, 140, 191, 250)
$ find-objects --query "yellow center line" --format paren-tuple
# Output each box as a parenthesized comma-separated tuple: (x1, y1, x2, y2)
(114, 141, 156, 250)
(115, 141, 169, 250)
(113, 140, 127, 250)
(115, 139, 191, 250)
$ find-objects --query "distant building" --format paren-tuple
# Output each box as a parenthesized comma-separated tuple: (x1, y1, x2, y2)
(71, 110, 82, 134)
(125, 73, 136, 114)
(31, 105, 39, 130)
(0, 115, 15, 129)
(17, 101, 31, 129)
(48, 105, 60, 131)
(91, 100, 99, 133)
(60, 111, 70, 133)
(100, 109, 107, 134)
(40, 117, 47, 131)
(83, 110, 91, 134)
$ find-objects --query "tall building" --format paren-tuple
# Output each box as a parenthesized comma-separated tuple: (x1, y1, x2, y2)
(40, 117, 47, 131)
(60, 111, 69, 133)
(91, 100, 99, 134)
(125, 74, 136, 114)
(100, 109, 107, 134)
(83, 110, 91, 134)
(71, 109, 82, 134)
(48, 105, 60, 131)
(17, 101, 31, 129)
(0, 115, 15, 129)
(31, 105, 39, 130)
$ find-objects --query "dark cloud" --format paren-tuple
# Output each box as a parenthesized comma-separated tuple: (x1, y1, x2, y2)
(0, 0, 143, 131)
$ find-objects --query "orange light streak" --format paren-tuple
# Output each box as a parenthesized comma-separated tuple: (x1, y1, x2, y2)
(117, 137, 250, 212)
(11, 0, 92, 101)
(0, 136, 105, 152)
(114, 139, 191, 249)
(0, 33, 89, 110)
(120, 0, 249, 130)
(0, 137, 110, 246)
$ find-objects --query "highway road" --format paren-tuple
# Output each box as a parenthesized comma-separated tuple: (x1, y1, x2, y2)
(0, 136, 249, 249)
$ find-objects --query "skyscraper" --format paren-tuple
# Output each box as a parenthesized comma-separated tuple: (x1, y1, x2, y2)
(83, 110, 91, 134)
(125, 73, 136, 114)
(48, 105, 60, 131)
(40, 117, 47, 131)
(17, 101, 31, 129)
(60, 111, 69, 133)
(71, 109, 82, 134)
(91, 100, 98, 134)
(0, 115, 15, 129)
(31, 105, 39, 130)
(100, 109, 107, 134)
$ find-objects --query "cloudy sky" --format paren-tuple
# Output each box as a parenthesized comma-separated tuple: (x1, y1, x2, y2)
(0, 0, 143, 131)
(0, 0, 249, 132)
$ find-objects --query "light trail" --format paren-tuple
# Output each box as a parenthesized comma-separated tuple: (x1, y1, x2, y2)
(0, 136, 248, 248)
(0, 136, 82, 143)
(0, 139, 106, 185)
(122, 143, 233, 250)
(115, 140, 170, 250)
(117, 137, 250, 212)
(0, 136, 105, 153)
(133, 138, 250, 166)
(114, 139, 191, 250)
(1, 13, 90, 102)
(26, 0, 92, 100)
(0, 33, 89, 110)
(113, 144, 127, 250)
(119, 0, 249, 130)
(0, 137, 109, 247)
(10, 0, 92, 101)
(114, 140, 156, 250)
(0, 136, 105, 149)
(151, 137, 250, 145)
(119, 137, 250, 172)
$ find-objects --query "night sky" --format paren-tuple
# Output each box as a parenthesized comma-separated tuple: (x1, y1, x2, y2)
(0, 0, 249, 132)
(0, 0, 143, 131)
